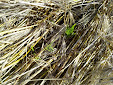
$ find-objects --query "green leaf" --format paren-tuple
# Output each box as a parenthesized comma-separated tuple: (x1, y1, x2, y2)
(45, 42, 54, 52)
(65, 23, 76, 36)
(31, 45, 34, 51)
(35, 57, 41, 60)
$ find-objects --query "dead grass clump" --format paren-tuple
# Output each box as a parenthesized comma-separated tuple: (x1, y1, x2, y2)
(0, 0, 113, 85)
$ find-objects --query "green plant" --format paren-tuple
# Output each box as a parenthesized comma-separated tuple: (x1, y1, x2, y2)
(35, 57, 41, 60)
(65, 23, 76, 37)
(45, 42, 54, 52)
(31, 45, 34, 51)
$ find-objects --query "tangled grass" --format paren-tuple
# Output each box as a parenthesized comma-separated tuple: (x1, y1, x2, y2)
(0, 0, 113, 85)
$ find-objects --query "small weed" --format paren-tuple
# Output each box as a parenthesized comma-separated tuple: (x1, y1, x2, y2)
(31, 45, 34, 51)
(45, 42, 54, 52)
(35, 57, 41, 60)
(65, 23, 76, 37)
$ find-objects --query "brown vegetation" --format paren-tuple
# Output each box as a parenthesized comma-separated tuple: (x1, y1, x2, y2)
(0, 0, 113, 85)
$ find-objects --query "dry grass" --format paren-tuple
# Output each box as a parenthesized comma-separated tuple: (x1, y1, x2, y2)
(0, 0, 113, 85)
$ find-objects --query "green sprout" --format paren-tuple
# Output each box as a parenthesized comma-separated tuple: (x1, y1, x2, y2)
(31, 45, 34, 51)
(65, 23, 76, 37)
(35, 57, 41, 60)
(33, 53, 36, 55)
(45, 42, 54, 52)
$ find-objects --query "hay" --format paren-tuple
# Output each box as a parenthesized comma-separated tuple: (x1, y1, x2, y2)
(0, 0, 113, 85)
